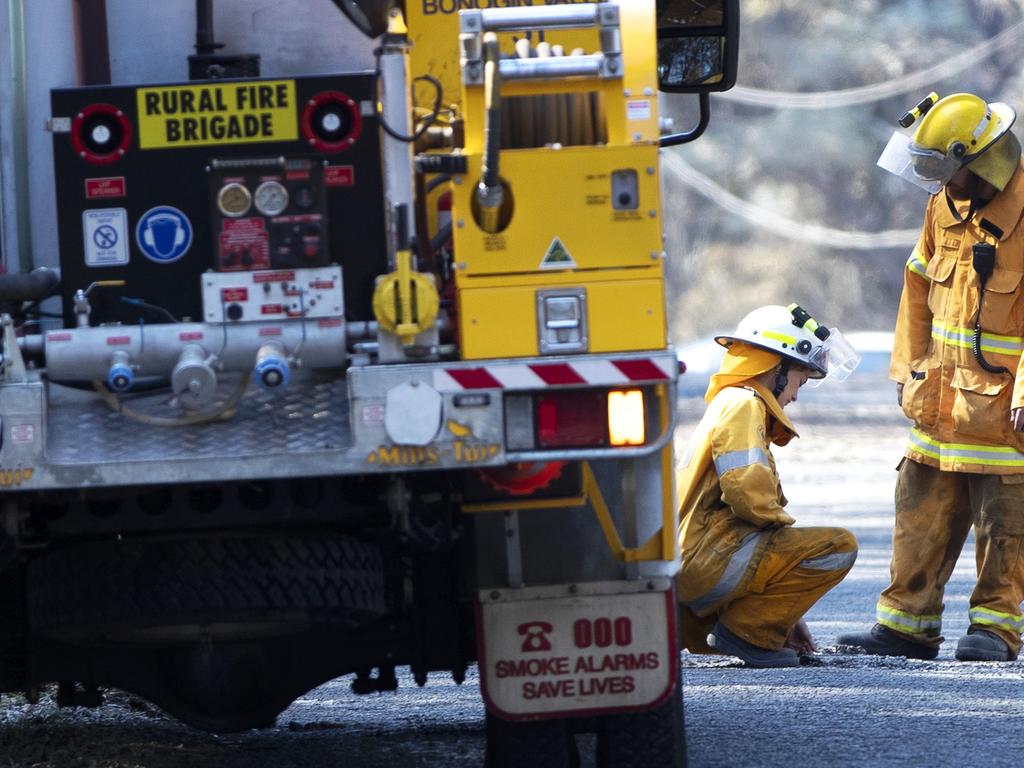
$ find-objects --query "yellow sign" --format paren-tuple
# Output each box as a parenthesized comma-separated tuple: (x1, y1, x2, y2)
(136, 80, 298, 149)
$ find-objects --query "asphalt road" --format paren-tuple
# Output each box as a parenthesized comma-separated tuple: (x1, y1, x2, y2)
(2, 407, 1023, 767)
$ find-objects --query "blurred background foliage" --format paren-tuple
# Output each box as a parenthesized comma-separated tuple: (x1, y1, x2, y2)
(660, 0, 1024, 342)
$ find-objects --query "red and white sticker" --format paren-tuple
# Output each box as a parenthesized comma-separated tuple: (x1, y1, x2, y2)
(434, 357, 674, 392)
(218, 218, 270, 271)
(324, 165, 355, 187)
(10, 424, 35, 445)
(221, 287, 248, 303)
(626, 99, 651, 121)
(478, 588, 676, 719)
(85, 177, 126, 199)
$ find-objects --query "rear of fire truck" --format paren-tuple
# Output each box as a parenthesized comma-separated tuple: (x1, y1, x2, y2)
(0, 1, 737, 764)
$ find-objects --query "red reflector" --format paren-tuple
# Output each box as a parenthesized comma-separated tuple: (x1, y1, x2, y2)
(536, 391, 608, 448)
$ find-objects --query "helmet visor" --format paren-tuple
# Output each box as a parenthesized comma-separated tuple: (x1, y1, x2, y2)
(805, 329, 861, 387)
(907, 144, 961, 184)
(877, 131, 944, 195)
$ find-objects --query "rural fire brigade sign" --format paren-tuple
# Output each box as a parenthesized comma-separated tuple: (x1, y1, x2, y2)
(135, 80, 298, 149)
(478, 588, 675, 718)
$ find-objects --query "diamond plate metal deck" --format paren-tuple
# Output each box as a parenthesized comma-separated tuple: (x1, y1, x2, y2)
(46, 372, 351, 467)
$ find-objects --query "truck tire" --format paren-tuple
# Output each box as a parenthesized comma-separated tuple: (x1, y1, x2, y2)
(27, 534, 386, 642)
(484, 712, 577, 768)
(597, 665, 686, 768)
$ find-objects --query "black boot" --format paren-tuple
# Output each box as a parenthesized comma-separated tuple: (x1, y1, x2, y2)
(707, 623, 800, 668)
(835, 623, 938, 660)
(955, 628, 1012, 662)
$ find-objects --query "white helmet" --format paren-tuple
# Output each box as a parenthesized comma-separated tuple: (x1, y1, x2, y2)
(715, 304, 860, 383)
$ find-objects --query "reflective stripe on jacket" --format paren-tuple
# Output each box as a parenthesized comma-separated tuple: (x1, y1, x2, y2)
(675, 381, 797, 610)
(892, 161, 1024, 474)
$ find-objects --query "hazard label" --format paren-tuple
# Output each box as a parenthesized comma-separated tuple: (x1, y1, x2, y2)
(136, 80, 297, 149)
(539, 236, 576, 270)
(218, 218, 270, 271)
(478, 587, 675, 718)
(82, 208, 129, 267)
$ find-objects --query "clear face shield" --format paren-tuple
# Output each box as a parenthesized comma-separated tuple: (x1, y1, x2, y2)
(805, 329, 861, 387)
(876, 131, 954, 195)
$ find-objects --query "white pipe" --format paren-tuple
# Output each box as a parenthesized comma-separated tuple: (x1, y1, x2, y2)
(3, 0, 32, 272)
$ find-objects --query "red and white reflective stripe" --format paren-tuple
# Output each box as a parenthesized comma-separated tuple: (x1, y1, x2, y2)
(433, 357, 675, 391)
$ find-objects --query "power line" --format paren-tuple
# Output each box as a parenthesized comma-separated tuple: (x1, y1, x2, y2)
(662, 152, 919, 249)
(717, 19, 1024, 109)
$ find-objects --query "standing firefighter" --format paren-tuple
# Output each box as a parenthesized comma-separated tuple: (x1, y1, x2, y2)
(841, 92, 1024, 661)
(677, 305, 860, 667)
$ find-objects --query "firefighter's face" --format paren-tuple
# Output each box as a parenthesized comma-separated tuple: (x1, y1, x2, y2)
(777, 366, 811, 408)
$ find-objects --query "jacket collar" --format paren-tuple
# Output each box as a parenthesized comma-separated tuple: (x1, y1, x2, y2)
(740, 381, 799, 443)
(934, 161, 1024, 239)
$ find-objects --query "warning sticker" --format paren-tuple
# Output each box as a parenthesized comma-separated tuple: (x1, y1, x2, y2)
(136, 80, 298, 149)
(82, 208, 129, 267)
(85, 177, 126, 200)
(539, 236, 576, 270)
(627, 99, 652, 121)
(324, 165, 356, 187)
(218, 218, 270, 271)
(478, 589, 675, 718)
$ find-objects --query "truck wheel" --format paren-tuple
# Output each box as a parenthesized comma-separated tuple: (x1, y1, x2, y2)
(596, 666, 686, 768)
(27, 534, 386, 641)
(484, 712, 578, 768)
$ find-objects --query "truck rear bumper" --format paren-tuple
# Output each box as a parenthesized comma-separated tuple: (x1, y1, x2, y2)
(0, 350, 677, 491)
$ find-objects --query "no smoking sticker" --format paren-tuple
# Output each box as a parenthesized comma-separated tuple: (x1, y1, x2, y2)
(82, 208, 129, 267)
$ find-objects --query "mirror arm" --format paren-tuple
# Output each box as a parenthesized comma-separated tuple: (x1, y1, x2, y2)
(659, 92, 709, 147)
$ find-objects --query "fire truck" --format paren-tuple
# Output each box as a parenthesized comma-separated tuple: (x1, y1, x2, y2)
(0, 1, 737, 764)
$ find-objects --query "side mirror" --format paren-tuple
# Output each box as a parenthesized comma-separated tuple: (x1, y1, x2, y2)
(329, 0, 396, 39)
(656, 0, 739, 94)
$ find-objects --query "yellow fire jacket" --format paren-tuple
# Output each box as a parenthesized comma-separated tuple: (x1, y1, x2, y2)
(675, 381, 797, 610)
(892, 161, 1024, 474)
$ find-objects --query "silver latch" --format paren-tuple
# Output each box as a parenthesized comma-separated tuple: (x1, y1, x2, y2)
(537, 289, 588, 354)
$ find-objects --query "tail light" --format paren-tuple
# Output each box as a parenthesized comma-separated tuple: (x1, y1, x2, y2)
(608, 389, 646, 446)
(537, 390, 608, 448)
(508, 388, 647, 451)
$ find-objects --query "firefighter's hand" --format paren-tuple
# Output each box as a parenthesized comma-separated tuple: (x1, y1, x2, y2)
(784, 619, 816, 656)
(896, 383, 904, 407)
(1012, 407, 1024, 432)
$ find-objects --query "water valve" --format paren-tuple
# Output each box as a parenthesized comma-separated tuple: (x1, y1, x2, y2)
(172, 344, 218, 410)
(254, 341, 290, 389)
(106, 352, 135, 393)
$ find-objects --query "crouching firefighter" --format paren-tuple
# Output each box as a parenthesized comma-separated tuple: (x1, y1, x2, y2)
(676, 305, 861, 668)
(840, 92, 1024, 662)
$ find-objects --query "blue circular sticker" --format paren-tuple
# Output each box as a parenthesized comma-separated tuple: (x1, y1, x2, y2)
(136, 205, 192, 263)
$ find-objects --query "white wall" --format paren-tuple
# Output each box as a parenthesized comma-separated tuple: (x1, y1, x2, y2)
(5, 0, 375, 270)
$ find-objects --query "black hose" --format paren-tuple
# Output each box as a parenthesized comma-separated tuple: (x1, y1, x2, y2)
(0, 268, 60, 304)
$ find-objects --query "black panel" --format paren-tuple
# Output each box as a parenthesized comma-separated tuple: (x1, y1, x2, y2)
(51, 73, 386, 325)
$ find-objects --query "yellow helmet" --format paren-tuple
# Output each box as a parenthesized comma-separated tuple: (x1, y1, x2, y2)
(878, 92, 1018, 194)
(909, 93, 1016, 189)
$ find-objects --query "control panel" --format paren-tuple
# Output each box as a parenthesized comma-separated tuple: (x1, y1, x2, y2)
(210, 156, 329, 271)
(201, 266, 344, 323)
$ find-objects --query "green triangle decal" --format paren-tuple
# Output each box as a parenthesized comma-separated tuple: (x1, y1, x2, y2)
(540, 236, 576, 269)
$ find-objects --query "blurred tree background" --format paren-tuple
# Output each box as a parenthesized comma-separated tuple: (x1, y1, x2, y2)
(660, 0, 1024, 342)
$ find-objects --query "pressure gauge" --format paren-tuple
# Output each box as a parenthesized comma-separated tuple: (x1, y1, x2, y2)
(254, 180, 289, 216)
(217, 182, 252, 218)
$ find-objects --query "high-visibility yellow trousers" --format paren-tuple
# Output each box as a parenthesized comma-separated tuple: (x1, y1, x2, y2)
(680, 526, 857, 652)
(877, 458, 1024, 656)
